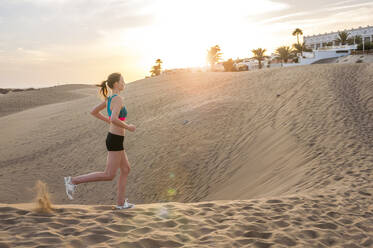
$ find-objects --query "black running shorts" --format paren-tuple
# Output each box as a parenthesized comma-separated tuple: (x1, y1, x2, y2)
(106, 132, 124, 151)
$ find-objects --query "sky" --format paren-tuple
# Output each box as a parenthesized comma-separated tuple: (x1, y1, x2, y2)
(0, 0, 373, 88)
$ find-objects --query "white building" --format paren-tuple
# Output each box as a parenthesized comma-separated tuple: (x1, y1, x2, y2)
(297, 47, 353, 65)
(236, 58, 270, 70)
(304, 25, 373, 50)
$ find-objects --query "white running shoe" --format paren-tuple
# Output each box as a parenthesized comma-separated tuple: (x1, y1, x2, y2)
(64, 176, 77, 200)
(115, 198, 135, 210)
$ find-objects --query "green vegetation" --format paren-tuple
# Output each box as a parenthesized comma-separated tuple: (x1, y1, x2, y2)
(207, 45, 223, 71)
(222, 58, 237, 72)
(335, 31, 350, 45)
(292, 41, 312, 56)
(275, 46, 294, 64)
(357, 42, 371, 51)
(348, 35, 361, 45)
(292, 28, 303, 45)
(150, 58, 163, 77)
(251, 48, 268, 69)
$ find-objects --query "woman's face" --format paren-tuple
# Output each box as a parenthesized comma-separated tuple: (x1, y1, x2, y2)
(115, 76, 126, 91)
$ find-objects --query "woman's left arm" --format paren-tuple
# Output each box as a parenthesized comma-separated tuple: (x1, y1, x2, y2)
(90, 101, 110, 124)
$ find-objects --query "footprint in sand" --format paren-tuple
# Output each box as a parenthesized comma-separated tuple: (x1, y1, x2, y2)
(82, 234, 111, 245)
(59, 227, 79, 236)
(314, 222, 338, 230)
(126, 238, 183, 248)
(299, 229, 319, 239)
(253, 241, 274, 248)
(58, 218, 80, 225)
(273, 234, 297, 246)
(130, 226, 153, 235)
(108, 224, 136, 232)
(244, 230, 272, 239)
(94, 216, 112, 224)
(84, 226, 116, 236)
(34, 237, 63, 245)
(273, 220, 290, 228)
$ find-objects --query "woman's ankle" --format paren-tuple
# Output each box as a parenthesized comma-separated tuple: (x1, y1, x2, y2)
(71, 177, 77, 185)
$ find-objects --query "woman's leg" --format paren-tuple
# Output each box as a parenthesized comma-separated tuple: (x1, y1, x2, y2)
(71, 151, 121, 185)
(117, 150, 131, 206)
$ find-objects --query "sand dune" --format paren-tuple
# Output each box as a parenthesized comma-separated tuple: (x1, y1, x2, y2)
(0, 63, 373, 247)
(0, 84, 91, 118)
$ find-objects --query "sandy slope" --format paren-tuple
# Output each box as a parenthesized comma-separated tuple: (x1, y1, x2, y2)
(336, 54, 373, 64)
(0, 84, 91, 117)
(0, 63, 372, 247)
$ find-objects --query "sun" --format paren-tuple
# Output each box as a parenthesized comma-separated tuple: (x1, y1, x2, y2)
(117, 0, 288, 72)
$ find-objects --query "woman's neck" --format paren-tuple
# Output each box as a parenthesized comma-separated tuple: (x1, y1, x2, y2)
(112, 90, 120, 95)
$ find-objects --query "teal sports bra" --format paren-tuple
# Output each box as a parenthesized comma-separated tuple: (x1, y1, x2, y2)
(107, 94, 127, 121)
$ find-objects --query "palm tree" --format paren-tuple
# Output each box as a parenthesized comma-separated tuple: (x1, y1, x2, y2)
(335, 31, 350, 46)
(156, 59, 163, 66)
(292, 42, 304, 56)
(150, 58, 163, 77)
(292, 28, 303, 45)
(251, 48, 268, 69)
(348, 35, 362, 45)
(207, 45, 222, 71)
(354, 35, 362, 44)
(275, 46, 293, 64)
(292, 41, 313, 56)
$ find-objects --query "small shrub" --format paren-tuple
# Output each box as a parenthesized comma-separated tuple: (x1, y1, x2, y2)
(0, 88, 11, 94)
(223, 58, 236, 72)
(357, 42, 372, 50)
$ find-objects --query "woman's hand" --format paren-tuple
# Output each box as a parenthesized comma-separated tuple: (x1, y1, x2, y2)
(127, 124, 136, 132)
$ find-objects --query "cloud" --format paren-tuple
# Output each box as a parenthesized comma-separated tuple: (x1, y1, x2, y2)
(251, 0, 373, 25)
(0, 0, 155, 50)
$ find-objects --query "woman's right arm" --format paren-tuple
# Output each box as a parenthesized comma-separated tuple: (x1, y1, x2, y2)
(90, 101, 110, 124)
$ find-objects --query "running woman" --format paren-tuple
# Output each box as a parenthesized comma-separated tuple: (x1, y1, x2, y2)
(64, 72, 136, 209)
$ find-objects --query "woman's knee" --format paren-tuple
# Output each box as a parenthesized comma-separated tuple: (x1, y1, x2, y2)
(121, 166, 130, 175)
(104, 173, 116, 181)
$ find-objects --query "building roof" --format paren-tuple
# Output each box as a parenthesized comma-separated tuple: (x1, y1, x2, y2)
(304, 25, 372, 38)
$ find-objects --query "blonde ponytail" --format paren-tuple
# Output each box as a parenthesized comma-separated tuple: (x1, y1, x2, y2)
(96, 80, 108, 99)
(95, 73, 121, 100)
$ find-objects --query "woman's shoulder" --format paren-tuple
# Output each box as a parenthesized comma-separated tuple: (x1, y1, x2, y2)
(111, 95, 124, 104)
(114, 95, 124, 101)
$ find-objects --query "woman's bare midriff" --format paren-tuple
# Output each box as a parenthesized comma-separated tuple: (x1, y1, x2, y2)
(109, 121, 126, 136)
(106, 98, 126, 136)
